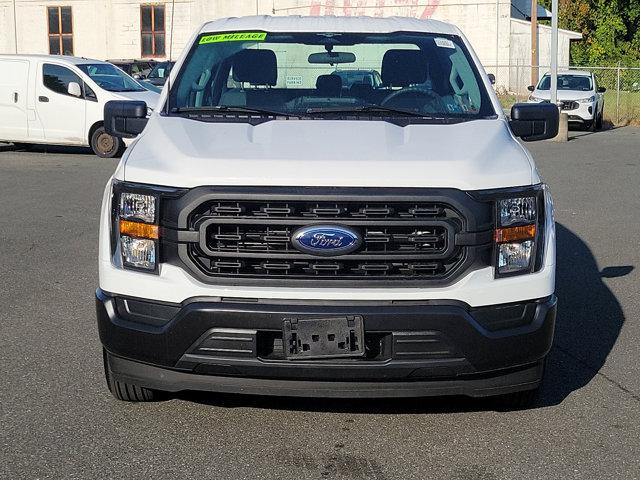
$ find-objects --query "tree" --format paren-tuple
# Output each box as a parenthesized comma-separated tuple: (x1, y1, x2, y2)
(539, 0, 640, 65)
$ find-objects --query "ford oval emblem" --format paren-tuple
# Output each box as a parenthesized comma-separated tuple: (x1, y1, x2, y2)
(291, 225, 362, 256)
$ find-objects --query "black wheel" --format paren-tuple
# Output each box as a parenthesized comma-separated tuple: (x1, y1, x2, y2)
(490, 387, 539, 410)
(90, 126, 125, 158)
(103, 348, 157, 402)
(595, 110, 604, 130)
(584, 120, 595, 132)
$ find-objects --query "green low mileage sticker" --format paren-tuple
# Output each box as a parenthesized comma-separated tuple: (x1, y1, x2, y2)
(199, 32, 267, 44)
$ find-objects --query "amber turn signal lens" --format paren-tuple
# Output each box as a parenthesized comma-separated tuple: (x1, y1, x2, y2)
(119, 219, 159, 239)
(494, 224, 536, 243)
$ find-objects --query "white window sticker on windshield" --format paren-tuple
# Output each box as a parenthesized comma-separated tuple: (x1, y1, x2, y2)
(435, 38, 455, 49)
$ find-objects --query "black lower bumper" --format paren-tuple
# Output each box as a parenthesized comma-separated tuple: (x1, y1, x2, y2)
(96, 289, 556, 398)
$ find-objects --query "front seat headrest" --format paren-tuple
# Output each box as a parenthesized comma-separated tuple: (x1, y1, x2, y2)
(381, 50, 429, 87)
(232, 49, 277, 86)
(316, 74, 342, 96)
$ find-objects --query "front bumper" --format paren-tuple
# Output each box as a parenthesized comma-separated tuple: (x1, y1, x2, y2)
(96, 289, 556, 398)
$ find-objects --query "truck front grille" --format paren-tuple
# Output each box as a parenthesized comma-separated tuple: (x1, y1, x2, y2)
(163, 188, 493, 286)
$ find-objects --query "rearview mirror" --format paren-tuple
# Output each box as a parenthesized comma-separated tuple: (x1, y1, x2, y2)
(510, 103, 559, 142)
(308, 52, 356, 64)
(67, 82, 82, 97)
(527, 85, 535, 92)
(487, 73, 496, 85)
(597, 87, 606, 93)
(104, 100, 148, 138)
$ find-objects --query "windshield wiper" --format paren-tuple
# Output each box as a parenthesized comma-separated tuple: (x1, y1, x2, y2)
(306, 105, 490, 123)
(306, 105, 433, 118)
(171, 105, 293, 117)
(307, 105, 457, 120)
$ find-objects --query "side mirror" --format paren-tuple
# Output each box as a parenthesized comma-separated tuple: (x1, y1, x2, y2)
(487, 73, 496, 85)
(597, 87, 606, 93)
(510, 103, 559, 142)
(68, 81, 82, 97)
(104, 100, 148, 138)
(527, 85, 535, 92)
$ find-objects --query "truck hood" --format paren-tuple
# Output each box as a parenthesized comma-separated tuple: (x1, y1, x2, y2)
(123, 116, 536, 190)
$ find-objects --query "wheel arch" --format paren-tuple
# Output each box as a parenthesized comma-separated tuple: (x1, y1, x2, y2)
(88, 120, 104, 145)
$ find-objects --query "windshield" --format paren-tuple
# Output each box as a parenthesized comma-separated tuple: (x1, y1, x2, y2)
(538, 74, 593, 91)
(148, 62, 174, 79)
(77, 63, 145, 92)
(168, 31, 495, 122)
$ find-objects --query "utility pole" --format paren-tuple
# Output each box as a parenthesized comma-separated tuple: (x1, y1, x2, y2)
(550, 0, 558, 105)
(530, 0, 538, 86)
(13, 0, 18, 53)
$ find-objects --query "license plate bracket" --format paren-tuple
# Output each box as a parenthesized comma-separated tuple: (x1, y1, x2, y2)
(283, 316, 365, 359)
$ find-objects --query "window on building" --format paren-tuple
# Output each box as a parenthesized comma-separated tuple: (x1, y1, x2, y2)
(47, 7, 73, 55)
(42, 63, 82, 97)
(141, 5, 165, 57)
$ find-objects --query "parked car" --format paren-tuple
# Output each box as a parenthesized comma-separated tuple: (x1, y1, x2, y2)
(528, 70, 606, 130)
(107, 59, 156, 79)
(98, 16, 558, 407)
(0, 55, 159, 157)
(145, 61, 175, 86)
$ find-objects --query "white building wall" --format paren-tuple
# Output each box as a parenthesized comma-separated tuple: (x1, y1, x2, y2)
(508, 18, 581, 93)
(0, 0, 578, 82)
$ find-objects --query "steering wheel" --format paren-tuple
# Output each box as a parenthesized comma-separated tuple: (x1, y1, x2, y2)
(381, 87, 447, 114)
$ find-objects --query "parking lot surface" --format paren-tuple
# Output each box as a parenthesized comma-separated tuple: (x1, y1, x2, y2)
(1, 128, 639, 479)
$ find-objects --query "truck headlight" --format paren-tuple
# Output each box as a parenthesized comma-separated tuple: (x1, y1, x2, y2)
(121, 236, 156, 270)
(112, 184, 159, 272)
(499, 197, 536, 226)
(120, 193, 156, 223)
(577, 95, 596, 103)
(498, 240, 533, 274)
(490, 188, 546, 278)
(528, 95, 544, 102)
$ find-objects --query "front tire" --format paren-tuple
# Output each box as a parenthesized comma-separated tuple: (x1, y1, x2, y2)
(90, 126, 125, 158)
(103, 349, 157, 402)
(595, 109, 604, 130)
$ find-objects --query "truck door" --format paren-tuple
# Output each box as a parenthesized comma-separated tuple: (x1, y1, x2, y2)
(36, 63, 86, 144)
(0, 59, 29, 141)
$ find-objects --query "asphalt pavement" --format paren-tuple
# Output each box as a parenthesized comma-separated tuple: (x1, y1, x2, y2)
(0, 128, 639, 479)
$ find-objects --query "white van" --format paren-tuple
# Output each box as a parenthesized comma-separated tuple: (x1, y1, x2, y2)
(97, 16, 559, 408)
(0, 55, 159, 157)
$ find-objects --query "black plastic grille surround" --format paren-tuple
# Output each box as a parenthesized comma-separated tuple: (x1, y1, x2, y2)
(189, 200, 460, 280)
(158, 187, 494, 286)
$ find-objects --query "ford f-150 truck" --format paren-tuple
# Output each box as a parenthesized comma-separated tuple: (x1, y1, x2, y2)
(97, 15, 559, 408)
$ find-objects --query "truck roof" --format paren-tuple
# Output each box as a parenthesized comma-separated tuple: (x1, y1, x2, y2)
(200, 15, 461, 36)
(0, 54, 107, 65)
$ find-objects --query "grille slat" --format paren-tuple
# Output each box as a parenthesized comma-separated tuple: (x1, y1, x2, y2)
(184, 198, 466, 281)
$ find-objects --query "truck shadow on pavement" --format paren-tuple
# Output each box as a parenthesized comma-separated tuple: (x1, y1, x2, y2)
(0, 143, 93, 155)
(537, 223, 629, 407)
(176, 223, 629, 413)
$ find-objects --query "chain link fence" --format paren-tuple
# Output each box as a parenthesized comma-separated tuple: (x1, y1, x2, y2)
(484, 64, 640, 126)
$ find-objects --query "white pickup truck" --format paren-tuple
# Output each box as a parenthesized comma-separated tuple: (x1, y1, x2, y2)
(96, 15, 559, 408)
